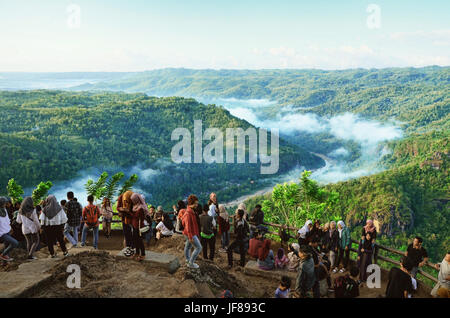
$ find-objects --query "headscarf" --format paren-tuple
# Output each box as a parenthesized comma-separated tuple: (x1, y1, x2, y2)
(298, 220, 312, 239)
(131, 193, 150, 216)
(19, 196, 34, 219)
(218, 204, 228, 221)
(122, 190, 133, 209)
(42, 195, 62, 220)
(0, 197, 7, 217)
(337, 220, 345, 238)
(236, 203, 247, 219)
(364, 219, 376, 233)
(277, 248, 286, 260)
(258, 239, 271, 261)
(291, 243, 300, 253)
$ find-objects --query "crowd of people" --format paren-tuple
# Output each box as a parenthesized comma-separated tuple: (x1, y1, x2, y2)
(0, 191, 448, 299)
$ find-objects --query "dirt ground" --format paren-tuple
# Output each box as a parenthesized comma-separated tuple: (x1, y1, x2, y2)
(1, 230, 432, 298)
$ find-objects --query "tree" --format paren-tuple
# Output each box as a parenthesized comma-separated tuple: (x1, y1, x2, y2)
(102, 172, 124, 202)
(31, 181, 53, 205)
(84, 172, 109, 203)
(7, 178, 24, 205)
(118, 174, 138, 196)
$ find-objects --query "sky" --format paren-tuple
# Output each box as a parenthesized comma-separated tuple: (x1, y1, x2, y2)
(0, 0, 449, 71)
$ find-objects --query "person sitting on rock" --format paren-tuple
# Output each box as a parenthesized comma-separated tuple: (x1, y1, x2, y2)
(287, 243, 301, 272)
(155, 212, 174, 241)
(257, 239, 275, 270)
(248, 230, 263, 259)
(275, 247, 289, 269)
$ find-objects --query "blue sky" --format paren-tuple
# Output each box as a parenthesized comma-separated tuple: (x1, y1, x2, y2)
(0, 0, 449, 71)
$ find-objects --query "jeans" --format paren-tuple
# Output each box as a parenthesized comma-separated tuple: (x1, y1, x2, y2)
(221, 231, 230, 249)
(64, 224, 79, 246)
(0, 233, 19, 256)
(184, 235, 202, 264)
(81, 225, 99, 249)
(329, 250, 337, 269)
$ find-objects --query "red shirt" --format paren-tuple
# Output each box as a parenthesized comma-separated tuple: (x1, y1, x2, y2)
(130, 207, 145, 229)
(182, 207, 199, 240)
(248, 238, 263, 258)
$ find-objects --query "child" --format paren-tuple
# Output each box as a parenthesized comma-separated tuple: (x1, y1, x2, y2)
(275, 276, 291, 298)
(275, 247, 289, 269)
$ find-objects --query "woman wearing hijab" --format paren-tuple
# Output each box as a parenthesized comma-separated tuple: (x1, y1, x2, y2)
(358, 231, 375, 283)
(275, 247, 289, 269)
(326, 221, 339, 273)
(117, 190, 135, 257)
(235, 203, 248, 222)
(362, 219, 377, 243)
(40, 195, 69, 258)
(0, 197, 19, 262)
(287, 243, 301, 272)
(16, 197, 41, 260)
(297, 220, 313, 246)
(336, 220, 351, 273)
(257, 239, 275, 270)
(217, 204, 230, 252)
(130, 193, 148, 261)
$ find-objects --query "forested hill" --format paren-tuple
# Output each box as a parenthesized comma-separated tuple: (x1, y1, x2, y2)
(75, 66, 450, 133)
(0, 90, 323, 204)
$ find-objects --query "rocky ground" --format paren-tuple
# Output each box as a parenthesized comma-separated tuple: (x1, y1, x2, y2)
(1, 230, 431, 298)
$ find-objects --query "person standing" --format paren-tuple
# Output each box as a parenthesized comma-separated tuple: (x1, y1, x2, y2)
(0, 197, 19, 262)
(431, 252, 450, 298)
(174, 200, 186, 234)
(326, 221, 339, 273)
(199, 204, 215, 261)
(81, 195, 100, 250)
(405, 236, 429, 278)
(297, 220, 313, 246)
(117, 191, 134, 257)
(40, 195, 69, 258)
(227, 209, 249, 269)
(130, 193, 148, 261)
(100, 197, 113, 239)
(294, 245, 316, 298)
(16, 197, 41, 260)
(182, 195, 202, 269)
(217, 204, 230, 252)
(336, 220, 351, 273)
(358, 231, 375, 283)
(64, 191, 82, 248)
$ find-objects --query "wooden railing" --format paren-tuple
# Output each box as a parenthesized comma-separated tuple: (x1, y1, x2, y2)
(260, 221, 439, 284)
(107, 213, 439, 284)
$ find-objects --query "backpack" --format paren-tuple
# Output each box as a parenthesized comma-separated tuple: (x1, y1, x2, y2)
(84, 205, 100, 227)
(334, 275, 357, 298)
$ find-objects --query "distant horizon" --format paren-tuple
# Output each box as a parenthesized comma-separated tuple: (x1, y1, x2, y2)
(1, 65, 448, 74)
